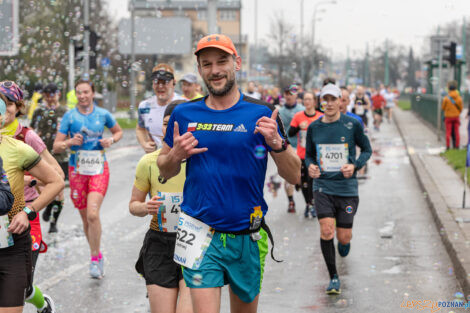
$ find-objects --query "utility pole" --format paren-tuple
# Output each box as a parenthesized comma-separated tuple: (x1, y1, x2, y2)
(83, 0, 90, 77)
(68, 40, 75, 91)
(437, 37, 444, 142)
(300, 0, 304, 84)
(254, 0, 258, 80)
(384, 39, 389, 86)
(345, 46, 350, 86)
(129, 0, 136, 119)
(310, 0, 336, 87)
(364, 43, 370, 87)
(462, 17, 467, 93)
(207, 0, 217, 34)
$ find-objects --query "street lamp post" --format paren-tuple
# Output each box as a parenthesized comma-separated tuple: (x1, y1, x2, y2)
(300, 0, 304, 85)
(129, 0, 136, 119)
(83, 0, 90, 77)
(311, 0, 336, 86)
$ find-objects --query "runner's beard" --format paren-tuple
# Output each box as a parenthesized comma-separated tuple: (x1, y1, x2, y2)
(204, 75, 235, 97)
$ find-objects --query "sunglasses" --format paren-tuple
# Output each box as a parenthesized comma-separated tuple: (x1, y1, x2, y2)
(151, 70, 174, 81)
(153, 79, 171, 85)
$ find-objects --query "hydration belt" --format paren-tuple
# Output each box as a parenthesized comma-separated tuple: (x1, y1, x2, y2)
(213, 219, 282, 263)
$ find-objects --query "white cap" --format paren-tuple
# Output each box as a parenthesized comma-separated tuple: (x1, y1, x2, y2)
(320, 83, 341, 99)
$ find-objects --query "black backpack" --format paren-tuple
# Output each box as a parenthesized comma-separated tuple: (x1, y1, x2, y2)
(0, 157, 14, 216)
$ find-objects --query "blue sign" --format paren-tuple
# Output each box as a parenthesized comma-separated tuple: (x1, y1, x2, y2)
(101, 57, 111, 68)
(456, 45, 463, 60)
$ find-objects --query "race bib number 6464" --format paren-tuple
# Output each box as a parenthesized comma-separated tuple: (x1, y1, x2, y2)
(76, 150, 104, 175)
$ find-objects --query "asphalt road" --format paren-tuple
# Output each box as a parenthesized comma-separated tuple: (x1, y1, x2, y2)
(25, 121, 464, 312)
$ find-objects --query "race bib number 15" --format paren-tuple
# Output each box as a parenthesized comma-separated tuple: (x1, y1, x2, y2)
(173, 212, 214, 270)
(157, 192, 182, 232)
(318, 143, 349, 172)
(0, 215, 14, 249)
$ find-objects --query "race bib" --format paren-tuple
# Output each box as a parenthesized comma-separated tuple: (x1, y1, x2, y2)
(174, 212, 214, 270)
(0, 215, 14, 249)
(355, 105, 365, 115)
(318, 143, 349, 172)
(299, 130, 307, 148)
(156, 192, 182, 232)
(76, 150, 104, 175)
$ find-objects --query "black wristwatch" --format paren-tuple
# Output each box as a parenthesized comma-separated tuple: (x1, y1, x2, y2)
(272, 138, 288, 153)
(29, 179, 37, 188)
(23, 207, 37, 221)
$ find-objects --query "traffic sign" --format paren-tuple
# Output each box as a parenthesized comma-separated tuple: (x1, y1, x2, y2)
(457, 45, 463, 60)
(101, 57, 111, 69)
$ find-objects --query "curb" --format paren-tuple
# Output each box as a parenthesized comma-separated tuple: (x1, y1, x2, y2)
(393, 110, 470, 297)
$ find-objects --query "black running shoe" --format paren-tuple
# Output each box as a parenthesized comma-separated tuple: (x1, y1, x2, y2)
(40, 294, 56, 313)
(49, 222, 58, 233)
(42, 205, 52, 222)
(287, 201, 296, 213)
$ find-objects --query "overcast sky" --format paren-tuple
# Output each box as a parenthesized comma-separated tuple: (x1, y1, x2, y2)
(107, 0, 470, 59)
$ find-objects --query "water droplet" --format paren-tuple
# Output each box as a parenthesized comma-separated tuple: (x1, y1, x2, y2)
(253, 145, 267, 159)
(192, 273, 203, 286)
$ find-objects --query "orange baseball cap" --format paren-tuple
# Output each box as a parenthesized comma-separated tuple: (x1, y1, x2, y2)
(152, 63, 174, 75)
(194, 34, 238, 57)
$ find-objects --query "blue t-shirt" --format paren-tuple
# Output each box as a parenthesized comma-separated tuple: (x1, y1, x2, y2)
(346, 112, 364, 127)
(59, 106, 116, 167)
(163, 94, 287, 232)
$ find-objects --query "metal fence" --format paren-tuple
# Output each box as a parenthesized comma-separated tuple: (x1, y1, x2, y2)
(410, 93, 440, 129)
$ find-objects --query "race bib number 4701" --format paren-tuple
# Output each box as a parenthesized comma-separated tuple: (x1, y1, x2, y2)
(318, 143, 349, 172)
(76, 150, 104, 176)
(173, 212, 214, 270)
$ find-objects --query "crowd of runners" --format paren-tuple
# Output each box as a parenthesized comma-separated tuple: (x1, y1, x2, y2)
(0, 33, 406, 313)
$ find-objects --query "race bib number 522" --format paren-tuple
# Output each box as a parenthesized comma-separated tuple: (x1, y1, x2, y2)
(173, 212, 214, 270)
(317, 143, 349, 172)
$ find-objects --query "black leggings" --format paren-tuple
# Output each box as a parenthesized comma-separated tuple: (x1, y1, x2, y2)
(300, 159, 313, 205)
(25, 249, 40, 298)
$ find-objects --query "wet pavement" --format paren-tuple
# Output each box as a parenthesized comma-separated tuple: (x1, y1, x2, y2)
(25, 123, 464, 312)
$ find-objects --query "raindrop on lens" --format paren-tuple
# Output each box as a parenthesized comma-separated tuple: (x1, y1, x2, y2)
(454, 292, 464, 299)
(192, 274, 203, 286)
(254, 145, 267, 159)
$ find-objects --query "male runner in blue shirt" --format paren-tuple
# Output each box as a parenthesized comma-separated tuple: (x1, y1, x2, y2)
(158, 34, 300, 313)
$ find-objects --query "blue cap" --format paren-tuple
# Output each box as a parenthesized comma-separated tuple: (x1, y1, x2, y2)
(0, 98, 5, 116)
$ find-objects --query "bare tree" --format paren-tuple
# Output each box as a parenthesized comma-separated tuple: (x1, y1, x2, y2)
(267, 12, 293, 87)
